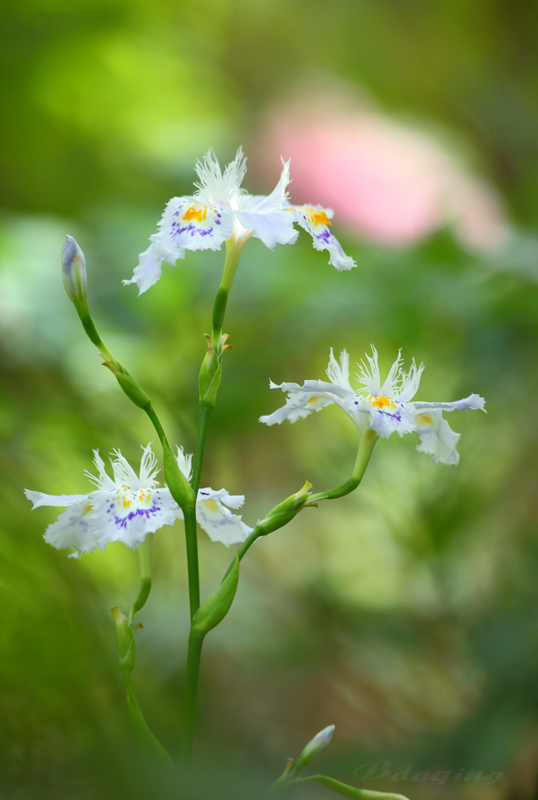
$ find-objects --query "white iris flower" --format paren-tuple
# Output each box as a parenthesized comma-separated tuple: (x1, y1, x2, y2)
(175, 447, 252, 547)
(124, 147, 356, 294)
(25, 445, 251, 557)
(260, 348, 485, 466)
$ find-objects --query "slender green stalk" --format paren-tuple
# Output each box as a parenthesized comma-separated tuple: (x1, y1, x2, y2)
(171, 239, 246, 763)
(180, 629, 205, 768)
(211, 237, 243, 342)
(222, 526, 263, 581)
(183, 505, 201, 619)
(194, 238, 244, 490)
(184, 240, 245, 615)
(286, 775, 409, 800)
(310, 430, 378, 503)
(223, 432, 379, 582)
(143, 402, 167, 443)
(191, 404, 212, 495)
(145, 402, 200, 618)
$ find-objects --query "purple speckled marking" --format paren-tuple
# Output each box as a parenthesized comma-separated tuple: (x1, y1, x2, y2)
(315, 229, 333, 245)
(171, 222, 216, 239)
(380, 409, 402, 423)
(113, 501, 162, 530)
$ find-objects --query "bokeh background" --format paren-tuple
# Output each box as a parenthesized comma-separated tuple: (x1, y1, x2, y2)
(1, 1, 537, 798)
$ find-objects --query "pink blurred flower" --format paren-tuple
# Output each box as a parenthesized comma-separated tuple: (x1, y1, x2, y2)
(256, 95, 507, 252)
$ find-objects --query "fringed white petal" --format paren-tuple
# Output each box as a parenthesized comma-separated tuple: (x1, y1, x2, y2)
(196, 488, 252, 546)
(194, 147, 247, 204)
(291, 206, 356, 271)
(415, 410, 461, 465)
(413, 394, 486, 413)
(397, 358, 425, 402)
(28, 444, 181, 556)
(24, 490, 90, 509)
(123, 244, 167, 295)
(84, 450, 116, 491)
(110, 449, 140, 489)
(42, 500, 98, 557)
(91, 487, 180, 550)
(367, 403, 416, 439)
(175, 446, 194, 481)
(158, 198, 234, 253)
(326, 348, 354, 391)
(234, 210, 298, 249)
(356, 346, 382, 394)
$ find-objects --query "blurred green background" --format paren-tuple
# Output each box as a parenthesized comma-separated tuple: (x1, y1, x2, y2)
(1, 1, 538, 798)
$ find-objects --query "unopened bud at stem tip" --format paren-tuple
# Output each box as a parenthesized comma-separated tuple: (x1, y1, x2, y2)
(61, 235, 87, 309)
(293, 724, 335, 773)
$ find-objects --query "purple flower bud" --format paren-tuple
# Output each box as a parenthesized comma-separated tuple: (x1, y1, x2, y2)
(61, 235, 87, 308)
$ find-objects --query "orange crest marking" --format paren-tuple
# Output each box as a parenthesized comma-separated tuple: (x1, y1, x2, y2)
(368, 394, 396, 410)
(183, 206, 208, 223)
(303, 207, 331, 227)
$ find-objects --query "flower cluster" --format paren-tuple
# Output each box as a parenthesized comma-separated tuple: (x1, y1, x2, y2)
(30, 147, 486, 567)
(260, 347, 485, 465)
(124, 147, 356, 294)
(25, 445, 251, 557)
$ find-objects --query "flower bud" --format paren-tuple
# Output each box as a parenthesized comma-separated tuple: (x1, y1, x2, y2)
(191, 555, 240, 636)
(103, 362, 152, 410)
(61, 235, 87, 311)
(111, 606, 135, 674)
(198, 347, 222, 409)
(293, 725, 335, 773)
(257, 481, 313, 536)
(162, 441, 196, 511)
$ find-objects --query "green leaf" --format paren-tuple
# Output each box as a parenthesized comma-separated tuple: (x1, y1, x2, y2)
(125, 686, 177, 769)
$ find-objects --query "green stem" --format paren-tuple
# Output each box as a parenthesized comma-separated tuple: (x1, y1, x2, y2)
(143, 402, 200, 618)
(287, 775, 409, 800)
(143, 401, 168, 444)
(211, 287, 229, 340)
(183, 505, 201, 620)
(211, 237, 243, 342)
(184, 240, 246, 613)
(223, 433, 378, 582)
(180, 629, 205, 768)
(77, 308, 116, 364)
(191, 403, 212, 495)
(310, 430, 378, 503)
(177, 241, 247, 764)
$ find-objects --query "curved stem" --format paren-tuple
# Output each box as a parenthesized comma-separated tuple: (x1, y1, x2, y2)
(222, 526, 263, 581)
(287, 774, 409, 800)
(223, 432, 379, 582)
(143, 401, 168, 445)
(310, 430, 378, 504)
